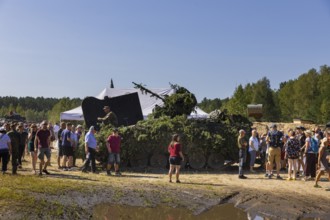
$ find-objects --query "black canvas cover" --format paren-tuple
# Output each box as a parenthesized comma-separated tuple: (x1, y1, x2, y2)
(82, 92, 143, 130)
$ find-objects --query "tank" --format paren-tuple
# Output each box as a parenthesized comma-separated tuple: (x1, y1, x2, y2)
(89, 110, 252, 170)
(247, 104, 263, 121)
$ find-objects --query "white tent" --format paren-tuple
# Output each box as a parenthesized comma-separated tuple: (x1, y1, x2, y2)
(60, 88, 208, 121)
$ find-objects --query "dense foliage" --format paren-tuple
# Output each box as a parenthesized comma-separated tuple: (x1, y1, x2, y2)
(92, 113, 252, 168)
(198, 65, 330, 124)
(133, 83, 197, 118)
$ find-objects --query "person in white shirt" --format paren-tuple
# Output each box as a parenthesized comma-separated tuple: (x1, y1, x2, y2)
(249, 129, 259, 173)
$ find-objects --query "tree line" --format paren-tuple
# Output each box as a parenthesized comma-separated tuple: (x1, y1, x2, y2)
(198, 65, 330, 124)
(0, 96, 81, 123)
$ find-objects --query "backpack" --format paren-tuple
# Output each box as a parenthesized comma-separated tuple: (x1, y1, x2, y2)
(310, 137, 318, 153)
(268, 130, 283, 147)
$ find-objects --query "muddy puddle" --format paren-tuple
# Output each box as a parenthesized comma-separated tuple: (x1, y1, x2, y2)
(93, 203, 263, 220)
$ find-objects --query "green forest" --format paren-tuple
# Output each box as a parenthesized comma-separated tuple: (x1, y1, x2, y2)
(1, 65, 329, 124)
(198, 65, 330, 124)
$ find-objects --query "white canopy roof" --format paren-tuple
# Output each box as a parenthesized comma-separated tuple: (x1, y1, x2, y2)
(60, 88, 208, 121)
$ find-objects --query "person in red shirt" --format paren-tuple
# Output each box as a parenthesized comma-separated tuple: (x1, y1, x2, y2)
(106, 128, 122, 176)
(168, 134, 184, 183)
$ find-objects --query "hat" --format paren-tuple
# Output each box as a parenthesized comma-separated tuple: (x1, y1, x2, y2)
(77, 125, 82, 129)
(41, 120, 48, 125)
(103, 106, 110, 110)
(0, 127, 5, 132)
(270, 123, 277, 128)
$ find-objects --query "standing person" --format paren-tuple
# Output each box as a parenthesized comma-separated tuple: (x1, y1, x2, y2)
(266, 124, 284, 179)
(17, 123, 28, 168)
(97, 106, 118, 127)
(73, 125, 83, 167)
(249, 129, 259, 173)
(57, 122, 66, 169)
(296, 126, 306, 177)
(35, 121, 51, 176)
(82, 126, 99, 173)
(0, 127, 12, 174)
(28, 124, 38, 174)
(106, 128, 122, 176)
(304, 130, 319, 181)
(285, 131, 300, 180)
(53, 122, 60, 141)
(61, 123, 73, 171)
(7, 123, 20, 175)
(238, 129, 248, 179)
(168, 134, 184, 183)
(314, 138, 330, 188)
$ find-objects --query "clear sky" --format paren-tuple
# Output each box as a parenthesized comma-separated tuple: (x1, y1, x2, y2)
(0, 0, 329, 101)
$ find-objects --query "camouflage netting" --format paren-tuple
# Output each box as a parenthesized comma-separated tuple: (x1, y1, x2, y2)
(85, 110, 252, 170)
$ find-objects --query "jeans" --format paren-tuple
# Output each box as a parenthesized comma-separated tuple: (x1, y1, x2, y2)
(239, 148, 246, 176)
(0, 149, 9, 172)
(82, 148, 96, 172)
(249, 150, 257, 167)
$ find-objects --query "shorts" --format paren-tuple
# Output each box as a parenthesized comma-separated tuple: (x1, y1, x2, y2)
(58, 146, 64, 157)
(169, 156, 182, 166)
(38, 148, 51, 160)
(28, 142, 35, 152)
(63, 146, 73, 157)
(108, 153, 120, 164)
(268, 147, 281, 165)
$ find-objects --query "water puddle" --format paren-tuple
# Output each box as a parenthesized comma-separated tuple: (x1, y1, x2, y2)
(93, 203, 262, 220)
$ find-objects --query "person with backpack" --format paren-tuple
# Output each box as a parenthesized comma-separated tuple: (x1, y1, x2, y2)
(266, 124, 284, 179)
(314, 138, 330, 188)
(303, 130, 320, 181)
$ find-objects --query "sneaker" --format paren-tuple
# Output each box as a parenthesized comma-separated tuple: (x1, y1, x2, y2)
(42, 169, 50, 175)
(239, 175, 247, 179)
(38, 172, 42, 176)
(268, 174, 272, 179)
(106, 170, 112, 176)
(2, 171, 6, 175)
(81, 169, 88, 173)
(250, 170, 256, 173)
(286, 177, 293, 181)
(265, 173, 269, 177)
(292, 177, 296, 181)
(314, 184, 322, 188)
(92, 171, 99, 174)
(169, 180, 172, 183)
(176, 180, 181, 183)
(276, 175, 283, 180)
(18, 165, 22, 169)
(115, 171, 122, 176)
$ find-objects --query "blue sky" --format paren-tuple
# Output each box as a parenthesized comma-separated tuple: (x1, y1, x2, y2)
(0, 0, 329, 101)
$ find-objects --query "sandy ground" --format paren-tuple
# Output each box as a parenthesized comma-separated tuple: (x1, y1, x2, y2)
(1, 153, 329, 220)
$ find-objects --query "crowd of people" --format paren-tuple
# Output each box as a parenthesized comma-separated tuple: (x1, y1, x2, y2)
(237, 123, 330, 188)
(0, 122, 122, 177)
(0, 112, 329, 189)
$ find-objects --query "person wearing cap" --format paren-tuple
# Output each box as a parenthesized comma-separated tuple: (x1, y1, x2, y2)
(61, 123, 73, 171)
(35, 120, 51, 176)
(97, 106, 118, 127)
(314, 138, 330, 188)
(266, 124, 284, 179)
(82, 126, 99, 173)
(238, 129, 248, 179)
(0, 127, 12, 174)
(106, 128, 122, 176)
(7, 123, 20, 175)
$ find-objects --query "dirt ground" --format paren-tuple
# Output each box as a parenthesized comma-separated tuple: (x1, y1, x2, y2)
(0, 154, 329, 220)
